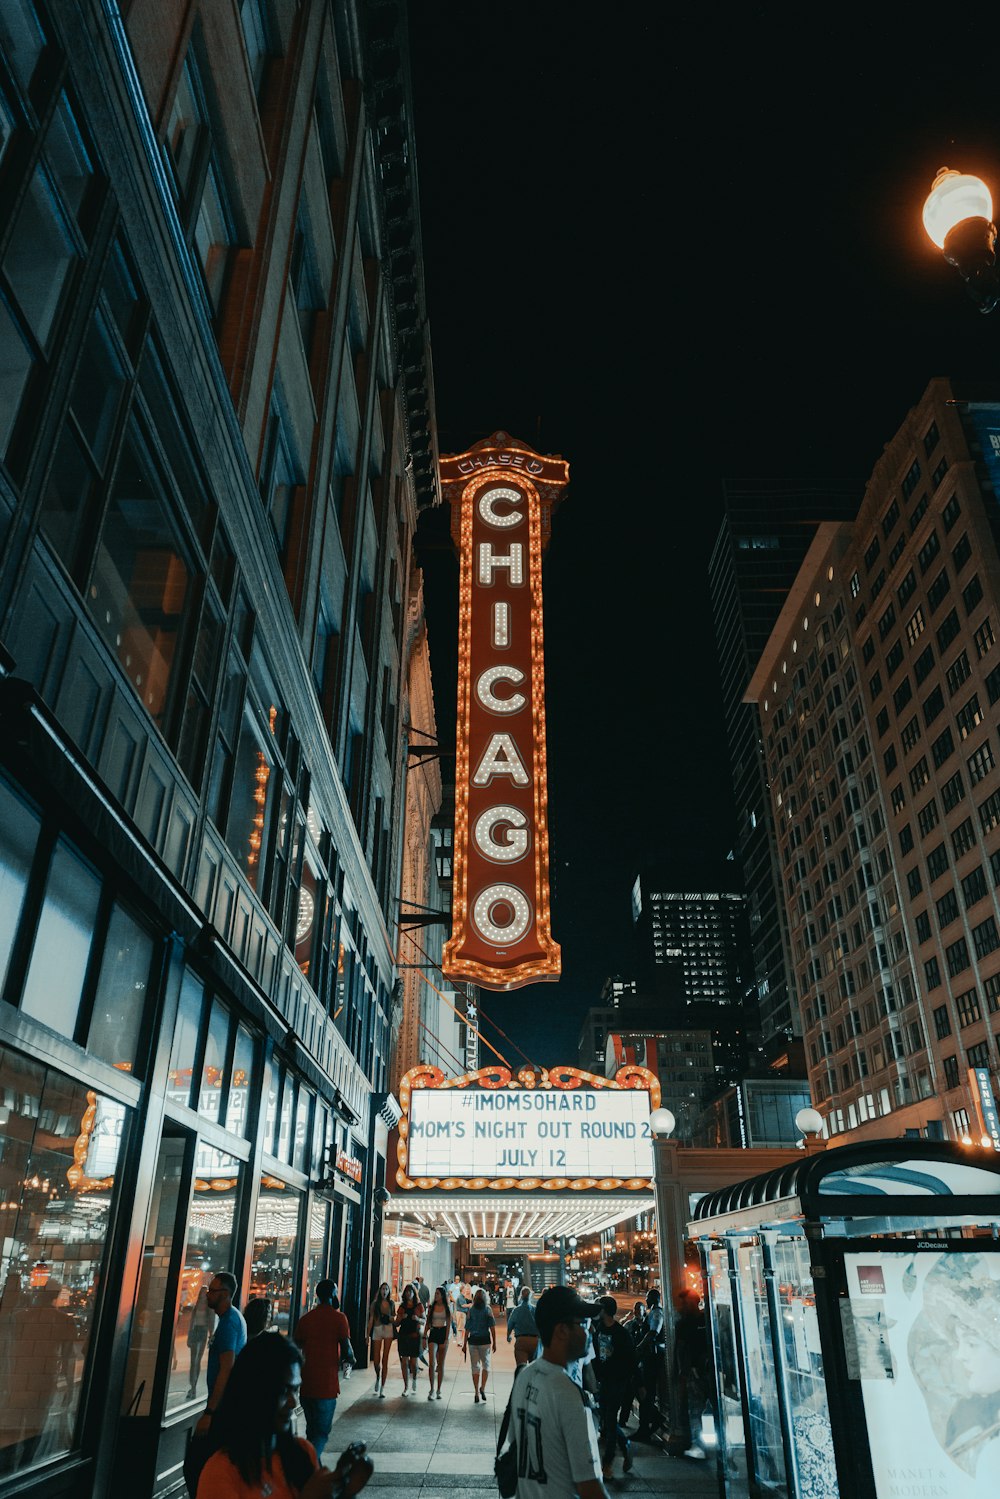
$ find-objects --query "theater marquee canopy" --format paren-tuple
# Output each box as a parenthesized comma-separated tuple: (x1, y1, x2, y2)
(440, 433, 569, 992)
(390, 1064, 659, 1242)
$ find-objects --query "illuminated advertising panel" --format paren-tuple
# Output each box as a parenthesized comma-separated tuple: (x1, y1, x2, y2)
(843, 1248, 1000, 1497)
(440, 433, 569, 991)
(395, 1062, 661, 1192)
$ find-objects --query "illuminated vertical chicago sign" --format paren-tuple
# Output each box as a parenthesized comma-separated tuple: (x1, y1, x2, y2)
(440, 432, 569, 991)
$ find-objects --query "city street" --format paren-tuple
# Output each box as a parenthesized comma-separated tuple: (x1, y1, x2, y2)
(322, 1322, 717, 1498)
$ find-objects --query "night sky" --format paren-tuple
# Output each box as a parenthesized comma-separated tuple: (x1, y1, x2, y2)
(407, 6, 1000, 1064)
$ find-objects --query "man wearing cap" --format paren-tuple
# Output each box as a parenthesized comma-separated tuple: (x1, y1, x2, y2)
(505, 1286, 608, 1499)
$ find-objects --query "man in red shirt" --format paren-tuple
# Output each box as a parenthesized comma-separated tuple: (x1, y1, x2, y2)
(294, 1280, 353, 1462)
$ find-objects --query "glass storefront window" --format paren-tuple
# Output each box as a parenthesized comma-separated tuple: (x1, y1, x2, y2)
(738, 1241, 788, 1495)
(168, 969, 204, 1110)
(88, 902, 153, 1072)
(225, 1024, 255, 1137)
(226, 706, 277, 893)
(120, 1136, 186, 1419)
(709, 1246, 751, 1498)
(197, 1000, 229, 1125)
(304, 1199, 330, 1313)
(0, 776, 41, 994)
(0, 1047, 126, 1477)
(20, 839, 101, 1038)
(277, 1072, 294, 1166)
(771, 1236, 836, 1499)
(165, 1146, 240, 1413)
(251, 1178, 302, 1336)
(292, 1087, 310, 1175)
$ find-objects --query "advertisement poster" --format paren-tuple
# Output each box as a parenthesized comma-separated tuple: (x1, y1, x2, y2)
(844, 1251, 1000, 1497)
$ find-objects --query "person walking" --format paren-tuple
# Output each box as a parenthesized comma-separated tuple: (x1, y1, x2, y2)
(447, 1275, 461, 1339)
(618, 1302, 647, 1431)
(634, 1288, 666, 1440)
(423, 1285, 451, 1399)
(505, 1285, 607, 1499)
(195, 1331, 373, 1498)
(394, 1284, 424, 1395)
(187, 1285, 214, 1398)
(195, 1273, 247, 1440)
(674, 1289, 711, 1459)
(591, 1297, 635, 1479)
(244, 1297, 273, 1340)
(506, 1286, 539, 1369)
(414, 1276, 430, 1365)
(365, 1283, 394, 1397)
(294, 1281, 353, 1462)
(461, 1288, 496, 1403)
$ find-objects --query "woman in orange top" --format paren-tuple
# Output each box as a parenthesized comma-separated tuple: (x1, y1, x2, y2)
(196, 1332, 372, 1499)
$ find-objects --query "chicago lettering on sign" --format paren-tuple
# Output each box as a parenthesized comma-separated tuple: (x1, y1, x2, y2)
(440, 433, 569, 990)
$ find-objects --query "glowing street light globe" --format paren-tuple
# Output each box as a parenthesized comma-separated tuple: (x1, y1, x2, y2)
(648, 1107, 676, 1138)
(922, 168, 993, 249)
(795, 1107, 824, 1137)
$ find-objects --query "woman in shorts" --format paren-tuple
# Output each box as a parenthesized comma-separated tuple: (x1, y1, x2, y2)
(366, 1282, 394, 1397)
(394, 1284, 424, 1395)
(424, 1286, 451, 1399)
(461, 1288, 496, 1403)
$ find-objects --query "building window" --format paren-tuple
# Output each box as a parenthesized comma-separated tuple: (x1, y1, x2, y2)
(884, 743, 899, 775)
(885, 640, 904, 677)
(951, 817, 976, 858)
(973, 915, 1000, 960)
(862, 636, 875, 666)
(941, 771, 965, 814)
(927, 843, 949, 880)
(985, 974, 1000, 1012)
(980, 788, 1000, 835)
(917, 798, 939, 837)
(913, 646, 935, 685)
(903, 459, 922, 499)
(875, 707, 889, 738)
(974, 617, 995, 661)
(955, 988, 982, 1027)
(916, 910, 932, 943)
(957, 693, 984, 741)
(878, 602, 896, 639)
(893, 677, 913, 714)
(931, 456, 949, 489)
(917, 530, 941, 574)
(882, 499, 900, 537)
(961, 864, 988, 908)
(906, 865, 922, 898)
(290, 215, 324, 359)
(927, 569, 951, 613)
(942, 491, 960, 530)
(952, 532, 973, 574)
(864, 536, 881, 572)
(945, 936, 971, 978)
(967, 740, 994, 786)
(260, 402, 301, 555)
(909, 758, 931, 795)
(239, 0, 273, 98)
(901, 716, 921, 753)
(931, 727, 955, 769)
(869, 670, 883, 701)
(968, 1040, 991, 1069)
(899, 823, 915, 855)
(943, 1055, 960, 1089)
(923, 685, 944, 728)
(933, 1003, 952, 1039)
(936, 888, 959, 927)
(936, 608, 961, 654)
(963, 574, 984, 616)
(925, 955, 942, 989)
(163, 50, 235, 319)
(910, 493, 929, 530)
(891, 784, 905, 814)
(945, 650, 971, 697)
(899, 571, 917, 607)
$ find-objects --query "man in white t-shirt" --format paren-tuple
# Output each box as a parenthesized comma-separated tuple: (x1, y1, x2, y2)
(506, 1285, 607, 1499)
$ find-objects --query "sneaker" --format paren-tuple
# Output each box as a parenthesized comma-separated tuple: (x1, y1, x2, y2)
(373, 1377, 381, 1395)
(379, 1388, 386, 1399)
(684, 1447, 706, 1460)
(428, 1390, 434, 1400)
(623, 1443, 634, 1473)
(436, 1389, 442, 1400)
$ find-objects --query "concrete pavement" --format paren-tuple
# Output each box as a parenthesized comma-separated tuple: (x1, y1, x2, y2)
(317, 1318, 718, 1499)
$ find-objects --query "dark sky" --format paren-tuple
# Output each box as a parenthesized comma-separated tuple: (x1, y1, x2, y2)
(407, 6, 1000, 1064)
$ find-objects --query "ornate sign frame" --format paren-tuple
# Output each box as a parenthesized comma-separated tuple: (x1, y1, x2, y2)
(395, 1063, 661, 1192)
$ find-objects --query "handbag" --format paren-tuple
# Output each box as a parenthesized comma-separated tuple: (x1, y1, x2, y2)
(494, 1396, 517, 1498)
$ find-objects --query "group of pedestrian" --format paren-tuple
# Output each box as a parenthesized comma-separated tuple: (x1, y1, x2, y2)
(186, 1273, 365, 1499)
(364, 1276, 498, 1402)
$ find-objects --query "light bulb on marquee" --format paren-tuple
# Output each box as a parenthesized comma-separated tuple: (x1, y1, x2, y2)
(440, 433, 569, 991)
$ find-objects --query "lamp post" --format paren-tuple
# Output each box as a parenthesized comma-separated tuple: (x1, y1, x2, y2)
(795, 1106, 826, 1156)
(922, 167, 1000, 312)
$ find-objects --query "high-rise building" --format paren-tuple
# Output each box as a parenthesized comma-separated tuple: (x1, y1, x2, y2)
(747, 379, 1000, 1145)
(0, 3, 436, 1492)
(710, 480, 859, 1042)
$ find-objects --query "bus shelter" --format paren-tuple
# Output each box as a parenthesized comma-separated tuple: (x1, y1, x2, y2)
(690, 1140, 1000, 1499)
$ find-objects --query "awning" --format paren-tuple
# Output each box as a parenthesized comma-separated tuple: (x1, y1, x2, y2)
(389, 1192, 654, 1243)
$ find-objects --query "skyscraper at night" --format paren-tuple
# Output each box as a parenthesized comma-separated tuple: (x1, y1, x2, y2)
(710, 480, 860, 1042)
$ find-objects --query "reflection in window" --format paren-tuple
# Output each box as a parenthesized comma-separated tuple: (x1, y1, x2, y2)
(0, 776, 41, 994)
(2, 168, 77, 350)
(194, 162, 232, 314)
(20, 840, 101, 1039)
(226, 705, 276, 891)
(168, 969, 204, 1109)
(305, 1199, 331, 1310)
(164, 1146, 240, 1413)
(198, 1000, 229, 1125)
(0, 0, 46, 93)
(0, 1048, 125, 1477)
(88, 904, 152, 1072)
(120, 1135, 186, 1417)
(225, 1024, 255, 1137)
(252, 1178, 302, 1336)
(89, 434, 190, 726)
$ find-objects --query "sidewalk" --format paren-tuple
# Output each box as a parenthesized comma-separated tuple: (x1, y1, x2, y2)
(321, 1325, 718, 1499)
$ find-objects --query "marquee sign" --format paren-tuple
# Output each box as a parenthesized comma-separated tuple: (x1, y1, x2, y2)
(395, 1063, 661, 1192)
(440, 433, 569, 991)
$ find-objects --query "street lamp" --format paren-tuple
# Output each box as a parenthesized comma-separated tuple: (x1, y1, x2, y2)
(648, 1107, 676, 1138)
(922, 167, 1000, 312)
